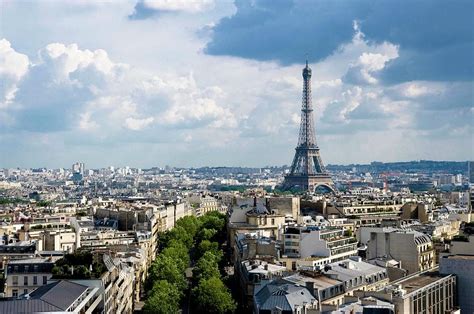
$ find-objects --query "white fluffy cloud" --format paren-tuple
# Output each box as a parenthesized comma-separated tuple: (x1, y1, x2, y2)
(0, 2, 472, 167)
(141, 0, 214, 13)
(124, 117, 155, 130)
(2, 41, 236, 139)
(0, 39, 29, 108)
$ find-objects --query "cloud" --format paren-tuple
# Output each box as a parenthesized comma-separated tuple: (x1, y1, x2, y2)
(129, 0, 215, 19)
(1, 2, 472, 167)
(206, 0, 473, 82)
(124, 117, 155, 130)
(2, 41, 236, 140)
(0, 39, 29, 108)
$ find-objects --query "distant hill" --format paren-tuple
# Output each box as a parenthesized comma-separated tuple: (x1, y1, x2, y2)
(327, 160, 469, 174)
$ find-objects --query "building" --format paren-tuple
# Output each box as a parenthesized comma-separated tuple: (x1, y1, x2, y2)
(400, 202, 433, 222)
(280, 226, 358, 271)
(439, 234, 474, 313)
(0, 242, 37, 270)
(282, 61, 335, 193)
(368, 272, 457, 314)
(440, 255, 473, 313)
(228, 198, 286, 245)
(233, 233, 279, 263)
(4, 257, 58, 297)
(322, 256, 389, 292)
(37, 252, 136, 314)
(253, 280, 318, 314)
(189, 194, 222, 216)
(266, 197, 301, 221)
(0, 280, 100, 313)
(366, 228, 435, 274)
(327, 199, 403, 218)
(235, 259, 287, 310)
(72, 162, 85, 176)
(283, 273, 346, 307)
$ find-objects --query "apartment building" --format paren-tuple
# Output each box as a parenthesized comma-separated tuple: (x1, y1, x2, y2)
(326, 199, 403, 218)
(366, 228, 435, 274)
(371, 272, 457, 314)
(4, 257, 59, 297)
(0, 280, 101, 313)
(280, 226, 358, 271)
(439, 235, 474, 313)
(322, 256, 389, 292)
(235, 259, 287, 310)
(228, 199, 286, 245)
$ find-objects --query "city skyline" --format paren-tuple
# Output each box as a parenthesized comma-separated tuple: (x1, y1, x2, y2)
(1, 1, 473, 168)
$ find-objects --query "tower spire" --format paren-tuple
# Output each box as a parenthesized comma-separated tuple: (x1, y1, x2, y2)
(282, 61, 336, 193)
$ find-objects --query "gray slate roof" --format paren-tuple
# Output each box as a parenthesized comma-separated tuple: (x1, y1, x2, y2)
(0, 280, 89, 313)
(254, 281, 316, 312)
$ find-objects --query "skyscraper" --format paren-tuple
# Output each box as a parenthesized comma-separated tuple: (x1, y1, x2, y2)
(283, 61, 335, 193)
(72, 162, 85, 176)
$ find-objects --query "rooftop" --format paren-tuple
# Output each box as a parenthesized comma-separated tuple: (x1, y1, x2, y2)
(254, 281, 316, 312)
(323, 258, 386, 282)
(396, 272, 450, 294)
(442, 254, 474, 260)
(0, 280, 91, 313)
(284, 273, 342, 290)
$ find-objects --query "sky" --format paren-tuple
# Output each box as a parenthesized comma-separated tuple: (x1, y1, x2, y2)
(0, 0, 473, 168)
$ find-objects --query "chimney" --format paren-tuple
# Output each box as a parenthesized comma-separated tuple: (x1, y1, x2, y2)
(305, 281, 314, 293)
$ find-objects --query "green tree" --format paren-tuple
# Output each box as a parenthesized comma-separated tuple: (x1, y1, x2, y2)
(196, 240, 219, 260)
(161, 240, 190, 272)
(175, 215, 201, 238)
(199, 213, 225, 232)
(192, 277, 236, 314)
(197, 228, 218, 242)
(166, 226, 194, 248)
(148, 255, 187, 292)
(193, 251, 220, 283)
(75, 265, 91, 278)
(143, 280, 181, 314)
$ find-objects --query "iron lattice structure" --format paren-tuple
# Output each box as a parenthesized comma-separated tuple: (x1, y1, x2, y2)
(283, 61, 336, 193)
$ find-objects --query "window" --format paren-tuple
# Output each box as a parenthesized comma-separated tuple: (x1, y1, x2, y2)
(23, 289, 28, 295)
(43, 276, 47, 285)
(12, 276, 18, 286)
(12, 289, 18, 298)
(23, 276, 28, 286)
(33, 276, 38, 285)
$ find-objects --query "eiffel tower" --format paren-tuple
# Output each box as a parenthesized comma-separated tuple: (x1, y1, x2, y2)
(283, 61, 336, 193)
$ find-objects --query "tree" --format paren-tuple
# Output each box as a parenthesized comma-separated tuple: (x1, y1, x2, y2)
(199, 213, 226, 232)
(196, 240, 219, 260)
(197, 228, 218, 242)
(192, 277, 236, 314)
(143, 280, 181, 314)
(175, 215, 201, 238)
(148, 254, 187, 292)
(161, 240, 190, 272)
(166, 226, 194, 248)
(192, 251, 220, 283)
